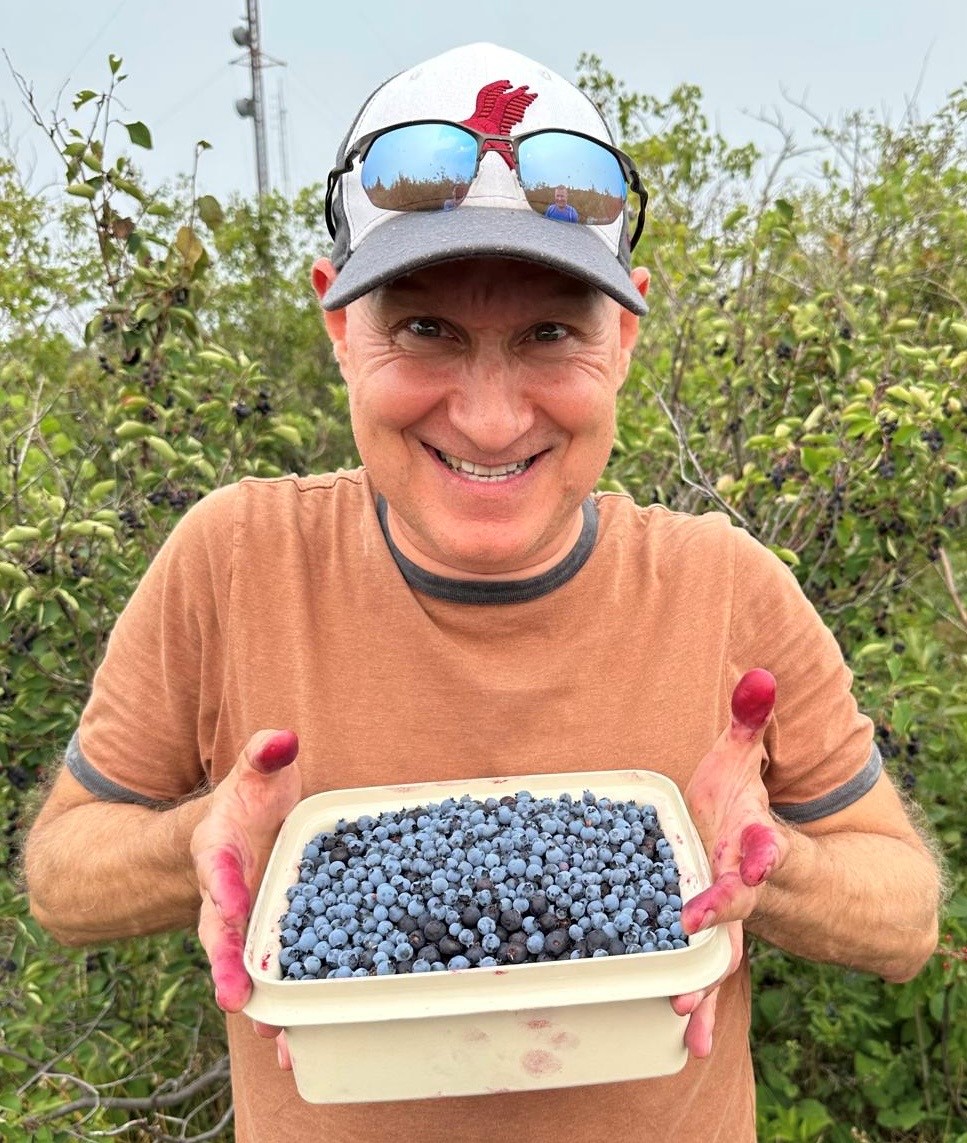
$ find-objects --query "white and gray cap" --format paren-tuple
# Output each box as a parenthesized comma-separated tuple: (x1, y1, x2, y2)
(323, 42, 647, 314)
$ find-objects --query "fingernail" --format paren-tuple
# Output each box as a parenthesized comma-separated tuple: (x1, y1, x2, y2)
(258, 730, 299, 773)
(277, 1039, 286, 1069)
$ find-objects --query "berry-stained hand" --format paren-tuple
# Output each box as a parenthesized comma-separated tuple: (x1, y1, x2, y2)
(190, 730, 302, 1031)
(672, 670, 789, 1057)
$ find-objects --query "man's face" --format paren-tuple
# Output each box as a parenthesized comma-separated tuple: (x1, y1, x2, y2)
(555, 187, 568, 207)
(317, 258, 647, 579)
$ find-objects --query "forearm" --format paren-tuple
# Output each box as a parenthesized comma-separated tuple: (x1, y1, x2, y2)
(25, 795, 211, 946)
(746, 821, 940, 982)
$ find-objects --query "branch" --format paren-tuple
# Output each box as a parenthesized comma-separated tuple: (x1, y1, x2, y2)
(650, 387, 749, 527)
(933, 548, 967, 633)
(37, 1056, 231, 1121)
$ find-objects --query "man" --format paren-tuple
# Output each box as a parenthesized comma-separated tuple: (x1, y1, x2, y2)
(443, 181, 469, 210)
(25, 42, 939, 1143)
(545, 184, 580, 221)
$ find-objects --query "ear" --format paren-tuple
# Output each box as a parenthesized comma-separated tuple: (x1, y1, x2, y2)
(616, 266, 651, 380)
(312, 258, 349, 365)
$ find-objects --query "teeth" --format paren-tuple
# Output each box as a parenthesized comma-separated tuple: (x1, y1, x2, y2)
(438, 450, 532, 481)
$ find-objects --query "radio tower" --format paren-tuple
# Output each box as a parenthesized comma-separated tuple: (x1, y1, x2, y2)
(231, 1, 284, 200)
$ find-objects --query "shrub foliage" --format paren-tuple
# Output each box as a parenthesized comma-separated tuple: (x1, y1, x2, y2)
(0, 55, 964, 1142)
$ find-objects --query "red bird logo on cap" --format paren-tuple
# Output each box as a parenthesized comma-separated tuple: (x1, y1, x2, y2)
(461, 80, 538, 168)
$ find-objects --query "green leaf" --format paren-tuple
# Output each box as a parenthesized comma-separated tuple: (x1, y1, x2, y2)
(66, 182, 97, 200)
(125, 121, 153, 149)
(114, 420, 154, 440)
(111, 176, 147, 203)
(2, 525, 42, 545)
(769, 546, 800, 567)
(72, 89, 98, 110)
(800, 445, 841, 475)
(108, 53, 123, 75)
(147, 435, 178, 463)
(877, 1101, 926, 1130)
(722, 204, 748, 230)
(271, 423, 303, 448)
(196, 194, 225, 231)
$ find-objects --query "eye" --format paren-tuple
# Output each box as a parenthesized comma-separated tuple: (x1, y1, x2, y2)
(530, 322, 568, 342)
(405, 318, 446, 338)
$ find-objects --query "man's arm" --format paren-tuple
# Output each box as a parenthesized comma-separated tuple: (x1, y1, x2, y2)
(743, 775, 941, 982)
(673, 669, 941, 1057)
(25, 729, 302, 977)
(24, 769, 211, 945)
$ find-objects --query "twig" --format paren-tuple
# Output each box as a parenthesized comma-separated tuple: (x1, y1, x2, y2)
(17, 995, 117, 1095)
(651, 387, 749, 527)
(38, 1056, 231, 1121)
(936, 547, 967, 629)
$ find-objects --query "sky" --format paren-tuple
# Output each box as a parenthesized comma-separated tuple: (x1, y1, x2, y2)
(1, 1, 965, 205)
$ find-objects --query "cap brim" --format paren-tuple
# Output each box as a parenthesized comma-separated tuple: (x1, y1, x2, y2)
(321, 207, 647, 315)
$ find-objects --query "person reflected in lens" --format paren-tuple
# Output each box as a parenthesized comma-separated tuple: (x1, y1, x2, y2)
(544, 184, 579, 222)
(443, 182, 470, 211)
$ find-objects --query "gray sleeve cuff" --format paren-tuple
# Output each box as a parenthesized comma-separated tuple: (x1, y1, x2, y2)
(65, 732, 174, 809)
(771, 743, 883, 824)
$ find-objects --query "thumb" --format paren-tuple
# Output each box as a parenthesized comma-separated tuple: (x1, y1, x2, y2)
(728, 669, 776, 743)
(240, 729, 300, 777)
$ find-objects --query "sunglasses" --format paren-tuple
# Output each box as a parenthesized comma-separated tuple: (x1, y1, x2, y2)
(325, 120, 648, 249)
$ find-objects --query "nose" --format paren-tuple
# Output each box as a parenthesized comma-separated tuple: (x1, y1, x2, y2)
(445, 365, 536, 456)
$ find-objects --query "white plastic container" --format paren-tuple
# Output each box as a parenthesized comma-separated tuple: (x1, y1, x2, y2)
(243, 769, 731, 1103)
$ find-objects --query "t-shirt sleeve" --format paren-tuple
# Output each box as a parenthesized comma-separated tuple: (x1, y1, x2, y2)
(69, 484, 238, 804)
(728, 526, 881, 823)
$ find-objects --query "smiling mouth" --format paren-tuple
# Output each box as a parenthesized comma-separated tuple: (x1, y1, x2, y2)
(435, 448, 536, 482)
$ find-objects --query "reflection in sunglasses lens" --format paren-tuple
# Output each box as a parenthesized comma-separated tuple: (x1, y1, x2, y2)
(518, 133, 627, 224)
(363, 124, 478, 212)
(359, 125, 628, 224)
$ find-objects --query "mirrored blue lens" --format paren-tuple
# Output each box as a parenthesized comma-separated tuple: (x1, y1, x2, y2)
(517, 132, 627, 225)
(361, 124, 478, 212)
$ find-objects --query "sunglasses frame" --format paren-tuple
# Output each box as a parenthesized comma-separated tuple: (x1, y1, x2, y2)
(325, 119, 649, 250)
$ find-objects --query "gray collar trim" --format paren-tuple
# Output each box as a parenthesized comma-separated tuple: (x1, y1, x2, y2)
(375, 496, 598, 604)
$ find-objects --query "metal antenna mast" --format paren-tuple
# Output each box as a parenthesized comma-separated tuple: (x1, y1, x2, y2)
(231, 0, 284, 200)
(276, 78, 291, 199)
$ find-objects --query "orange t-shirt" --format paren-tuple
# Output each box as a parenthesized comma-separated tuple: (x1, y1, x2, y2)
(72, 469, 878, 1143)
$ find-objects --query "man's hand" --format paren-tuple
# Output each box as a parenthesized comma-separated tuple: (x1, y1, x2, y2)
(672, 670, 790, 1057)
(190, 730, 302, 1024)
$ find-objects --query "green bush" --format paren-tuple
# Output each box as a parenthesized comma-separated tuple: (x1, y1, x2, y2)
(0, 55, 963, 1141)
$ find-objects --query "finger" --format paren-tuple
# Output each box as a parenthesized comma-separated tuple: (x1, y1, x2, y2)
(195, 845, 250, 926)
(242, 729, 300, 777)
(276, 1031, 292, 1071)
(195, 847, 253, 1012)
(253, 1020, 284, 1039)
(681, 870, 751, 934)
(670, 987, 705, 1017)
(683, 988, 719, 1058)
(738, 821, 782, 886)
(729, 669, 776, 741)
(197, 900, 252, 1011)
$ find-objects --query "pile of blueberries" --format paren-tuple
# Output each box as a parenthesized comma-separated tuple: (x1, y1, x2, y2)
(278, 789, 688, 980)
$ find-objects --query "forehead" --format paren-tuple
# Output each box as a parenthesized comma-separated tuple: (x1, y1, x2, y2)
(369, 258, 604, 312)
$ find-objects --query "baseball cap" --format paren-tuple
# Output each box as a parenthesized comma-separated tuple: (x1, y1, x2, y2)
(322, 42, 647, 314)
